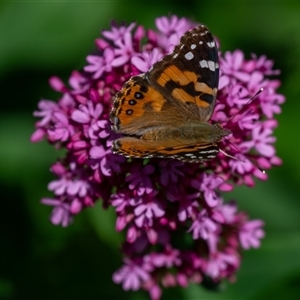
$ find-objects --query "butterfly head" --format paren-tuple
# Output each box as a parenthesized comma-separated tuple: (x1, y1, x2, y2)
(212, 123, 232, 142)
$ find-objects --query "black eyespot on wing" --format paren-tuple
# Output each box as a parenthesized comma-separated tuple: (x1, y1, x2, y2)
(134, 92, 144, 99)
(129, 99, 137, 105)
(140, 85, 148, 93)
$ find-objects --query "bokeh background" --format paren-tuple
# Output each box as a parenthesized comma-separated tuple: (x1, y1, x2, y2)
(1, 1, 300, 299)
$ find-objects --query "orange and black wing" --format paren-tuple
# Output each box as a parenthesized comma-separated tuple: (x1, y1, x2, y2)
(147, 25, 219, 122)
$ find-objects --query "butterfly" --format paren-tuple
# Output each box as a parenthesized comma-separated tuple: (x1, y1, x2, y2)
(110, 25, 231, 163)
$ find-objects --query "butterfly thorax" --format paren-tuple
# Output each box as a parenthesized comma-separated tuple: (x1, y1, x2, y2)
(141, 123, 231, 144)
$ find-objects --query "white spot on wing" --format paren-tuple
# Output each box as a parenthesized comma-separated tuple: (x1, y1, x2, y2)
(199, 59, 217, 71)
(199, 41, 203, 45)
(201, 149, 218, 154)
(199, 59, 208, 68)
(185, 52, 194, 60)
(207, 41, 215, 48)
(208, 60, 216, 71)
(190, 44, 196, 49)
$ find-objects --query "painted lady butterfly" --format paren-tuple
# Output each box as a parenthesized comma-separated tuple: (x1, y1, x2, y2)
(110, 25, 231, 163)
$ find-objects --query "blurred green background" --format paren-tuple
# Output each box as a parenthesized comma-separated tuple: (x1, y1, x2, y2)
(1, 1, 300, 299)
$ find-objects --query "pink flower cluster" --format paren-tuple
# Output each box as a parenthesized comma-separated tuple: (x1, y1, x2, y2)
(31, 15, 284, 300)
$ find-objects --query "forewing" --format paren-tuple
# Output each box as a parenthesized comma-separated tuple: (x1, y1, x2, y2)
(147, 25, 219, 121)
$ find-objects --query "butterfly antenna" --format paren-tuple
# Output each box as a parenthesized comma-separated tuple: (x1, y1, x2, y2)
(221, 137, 265, 173)
(220, 138, 245, 162)
(219, 149, 242, 161)
(228, 88, 264, 124)
(246, 156, 266, 174)
(219, 87, 265, 173)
